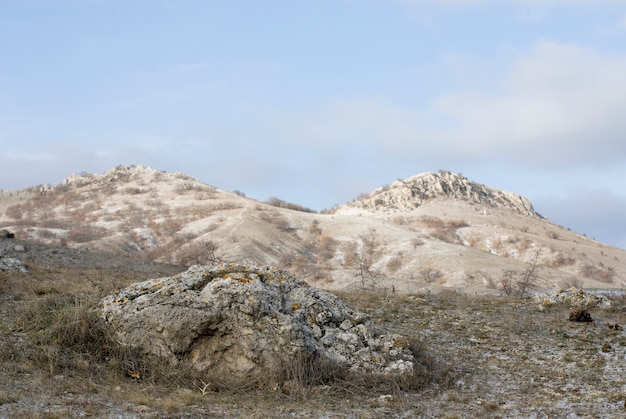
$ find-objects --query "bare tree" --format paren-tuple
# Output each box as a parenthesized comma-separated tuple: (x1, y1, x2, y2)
(353, 232, 388, 291)
(500, 248, 541, 297)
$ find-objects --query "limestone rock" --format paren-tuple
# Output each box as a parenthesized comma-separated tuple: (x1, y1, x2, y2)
(534, 287, 612, 309)
(0, 256, 27, 273)
(101, 264, 415, 377)
(340, 170, 538, 217)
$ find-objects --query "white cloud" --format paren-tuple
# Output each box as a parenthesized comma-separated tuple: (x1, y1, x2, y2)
(430, 41, 626, 165)
(269, 40, 626, 171)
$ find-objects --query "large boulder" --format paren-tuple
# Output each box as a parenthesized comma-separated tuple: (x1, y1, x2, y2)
(101, 264, 415, 377)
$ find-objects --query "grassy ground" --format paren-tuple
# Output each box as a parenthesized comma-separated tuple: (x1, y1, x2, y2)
(1, 249, 626, 417)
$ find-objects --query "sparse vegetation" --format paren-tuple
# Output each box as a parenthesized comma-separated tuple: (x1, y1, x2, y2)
(1, 238, 626, 416)
(422, 217, 469, 244)
(265, 196, 316, 213)
(500, 249, 541, 297)
(580, 262, 616, 284)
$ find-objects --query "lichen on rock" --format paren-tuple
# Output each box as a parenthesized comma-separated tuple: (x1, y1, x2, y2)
(101, 263, 415, 377)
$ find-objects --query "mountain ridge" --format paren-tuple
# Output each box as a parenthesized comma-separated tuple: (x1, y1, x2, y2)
(1, 165, 624, 293)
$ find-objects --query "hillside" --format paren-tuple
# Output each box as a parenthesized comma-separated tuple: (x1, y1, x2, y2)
(1, 165, 624, 293)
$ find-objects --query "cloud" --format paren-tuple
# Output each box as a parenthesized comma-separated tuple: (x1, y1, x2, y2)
(274, 40, 626, 172)
(431, 41, 626, 166)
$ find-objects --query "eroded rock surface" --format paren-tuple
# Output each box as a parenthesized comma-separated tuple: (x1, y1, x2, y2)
(101, 264, 415, 377)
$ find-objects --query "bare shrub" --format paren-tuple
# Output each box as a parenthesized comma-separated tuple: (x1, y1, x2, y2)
(5, 204, 25, 220)
(422, 217, 469, 244)
(580, 263, 615, 284)
(500, 249, 541, 297)
(354, 234, 387, 291)
(124, 187, 144, 195)
(318, 235, 337, 263)
(547, 231, 560, 240)
(386, 256, 403, 274)
(548, 253, 576, 268)
(264, 196, 316, 213)
(561, 277, 585, 289)
(67, 225, 107, 243)
(176, 240, 226, 266)
(421, 268, 443, 284)
(250, 352, 346, 397)
(412, 238, 425, 248)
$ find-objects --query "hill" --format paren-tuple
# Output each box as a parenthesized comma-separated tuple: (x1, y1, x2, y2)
(1, 165, 624, 293)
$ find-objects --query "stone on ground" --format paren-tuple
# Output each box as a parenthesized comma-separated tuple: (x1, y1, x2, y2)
(101, 263, 415, 377)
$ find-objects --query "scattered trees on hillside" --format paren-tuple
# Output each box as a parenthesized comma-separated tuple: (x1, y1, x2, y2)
(264, 197, 316, 213)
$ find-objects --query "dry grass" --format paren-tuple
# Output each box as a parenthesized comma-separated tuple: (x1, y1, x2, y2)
(0, 252, 452, 417)
(2, 241, 626, 416)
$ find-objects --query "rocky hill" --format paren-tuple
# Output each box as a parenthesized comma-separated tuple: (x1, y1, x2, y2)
(1, 165, 624, 293)
(337, 171, 537, 217)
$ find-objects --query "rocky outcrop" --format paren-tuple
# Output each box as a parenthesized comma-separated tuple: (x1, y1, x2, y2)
(101, 264, 415, 377)
(0, 257, 27, 273)
(533, 287, 612, 309)
(340, 171, 538, 217)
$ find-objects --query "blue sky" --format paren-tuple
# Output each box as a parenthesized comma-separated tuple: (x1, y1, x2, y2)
(2, 0, 626, 249)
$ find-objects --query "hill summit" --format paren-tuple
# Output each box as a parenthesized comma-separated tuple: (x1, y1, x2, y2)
(339, 171, 537, 217)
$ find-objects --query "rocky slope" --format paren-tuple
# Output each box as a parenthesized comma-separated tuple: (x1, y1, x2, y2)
(1, 165, 624, 293)
(337, 170, 537, 217)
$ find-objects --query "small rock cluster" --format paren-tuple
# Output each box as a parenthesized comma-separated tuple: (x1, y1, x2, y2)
(101, 264, 415, 377)
(0, 234, 27, 273)
(0, 256, 27, 273)
(533, 287, 612, 309)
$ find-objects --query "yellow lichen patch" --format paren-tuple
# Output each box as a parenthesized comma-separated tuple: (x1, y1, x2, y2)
(291, 302, 301, 311)
(393, 336, 410, 349)
(114, 297, 129, 305)
(151, 280, 165, 290)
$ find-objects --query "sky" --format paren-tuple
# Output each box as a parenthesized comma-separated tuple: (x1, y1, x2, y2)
(1, 0, 626, 249)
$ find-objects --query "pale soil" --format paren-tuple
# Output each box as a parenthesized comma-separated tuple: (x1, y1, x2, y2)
(1, 239, 626, 417)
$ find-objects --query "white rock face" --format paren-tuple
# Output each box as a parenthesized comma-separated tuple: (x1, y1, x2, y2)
(101, 264, 415, 377)
(340, 171, 538, 217)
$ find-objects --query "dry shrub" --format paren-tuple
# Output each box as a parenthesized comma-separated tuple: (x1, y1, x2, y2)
(17, 294, 114, 374)
(265, 197, 316, 213)
(421, 267, 444, 284)
(15, 293, 199, 386)
(268, 352, 348, 397)
(580, 263, 615, 284)
(67, 225, 107, 243)
(386, 256, 403, 274)
(422, 217, 469, 244)
(561, 277, 585, 289)
(548, 253, 576, 268)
